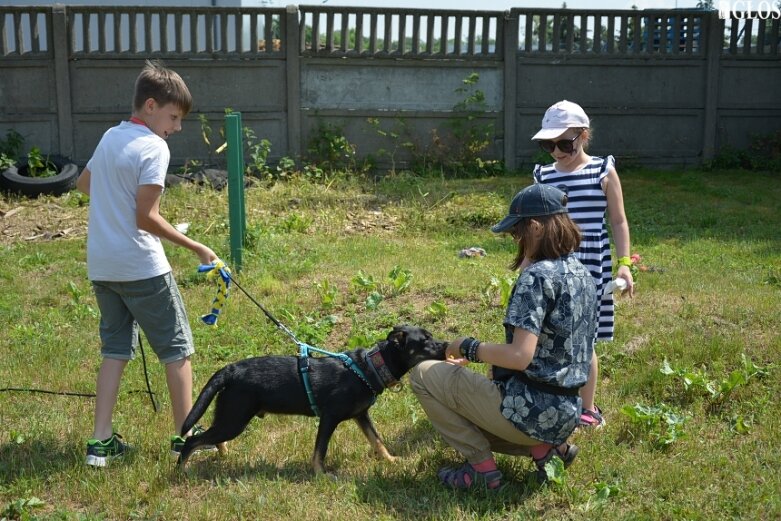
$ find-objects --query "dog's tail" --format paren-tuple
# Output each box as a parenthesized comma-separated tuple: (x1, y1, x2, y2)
(180, 364, 232, 437)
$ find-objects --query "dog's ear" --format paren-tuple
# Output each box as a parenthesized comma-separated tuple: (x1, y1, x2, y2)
(386, 325, 409, 346)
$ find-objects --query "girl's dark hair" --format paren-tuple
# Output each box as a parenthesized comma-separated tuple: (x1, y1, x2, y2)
(509, 213, 582, 270)
(133, 60, 192, 115)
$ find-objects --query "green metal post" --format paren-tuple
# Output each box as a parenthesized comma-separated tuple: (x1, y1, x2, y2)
(225, 112, 245, 272)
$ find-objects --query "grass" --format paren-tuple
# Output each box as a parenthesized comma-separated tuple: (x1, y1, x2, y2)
(1, 167, 780, 520)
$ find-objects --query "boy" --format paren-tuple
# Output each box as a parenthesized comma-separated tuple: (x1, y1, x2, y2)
(77, 60, 217, 467)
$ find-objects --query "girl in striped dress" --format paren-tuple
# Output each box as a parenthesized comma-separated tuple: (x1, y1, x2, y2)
(530, 100, 635, 428)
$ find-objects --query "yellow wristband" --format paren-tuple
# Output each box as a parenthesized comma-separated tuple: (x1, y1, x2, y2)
(617, 256, 632, 268)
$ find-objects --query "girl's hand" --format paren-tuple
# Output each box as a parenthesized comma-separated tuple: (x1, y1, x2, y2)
(446, 337, 469, 366)
(616, 265, 635, 297)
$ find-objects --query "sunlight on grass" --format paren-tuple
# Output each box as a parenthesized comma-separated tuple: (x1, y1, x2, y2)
(1, 169, 779, 520)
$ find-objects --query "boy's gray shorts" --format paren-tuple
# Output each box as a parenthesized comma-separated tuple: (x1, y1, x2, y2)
(92, 272, 195, 364)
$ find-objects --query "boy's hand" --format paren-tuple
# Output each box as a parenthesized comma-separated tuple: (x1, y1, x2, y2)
(195, 244, 218, 266)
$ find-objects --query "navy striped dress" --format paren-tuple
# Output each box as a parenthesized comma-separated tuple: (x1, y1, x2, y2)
(533, 155, 615, 341)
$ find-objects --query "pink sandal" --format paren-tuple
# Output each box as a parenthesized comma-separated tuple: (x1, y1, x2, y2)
(579, 406, 606, 428)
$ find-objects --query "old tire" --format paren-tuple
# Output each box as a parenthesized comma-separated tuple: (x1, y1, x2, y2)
(0, 156, 79, 197)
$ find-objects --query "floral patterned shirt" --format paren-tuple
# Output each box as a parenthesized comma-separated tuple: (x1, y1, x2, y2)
(495, 253, 597, 445)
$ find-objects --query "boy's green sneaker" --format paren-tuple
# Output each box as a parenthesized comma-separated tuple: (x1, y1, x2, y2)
(170, 425, 216, 457)
(85, 433, 130, 467)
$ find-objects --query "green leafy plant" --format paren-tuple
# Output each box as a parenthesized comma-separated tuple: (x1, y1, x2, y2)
(482, 274, 515, 308)
(365, 291, 384, 311)
(0, 128, 24, 157)
(291, 313, 338, 346)
(0, 152, 15, 170)
(67, 280, 98, 319)
(541, 456, 567, 486)
(244, 127, 272, 178)
(660, 354, 769, 402)
(0, 128, 24, 169)
(345, 328, 386, 350)
(350, 270, 378, 293)
(243, 222, 267, 250)
(441, 72, 501, 176)
(307, 121, 358, 173)
(620, 403, 687, 449)
(367, 117, 417, 174)
(276, 156, 297, 178)
(365, 73, 502, 177)
(315, 279, 339, 310)
(1, 496, 45, 520)
(730, 414, 753, 435)
(277, 213, 312, 234)
(426, 300, 448, 319)
(709, 130, 781, 172)
(26, 147, 57, 178)
(387, 265, 413, 295)
(196, 113, 220, 168)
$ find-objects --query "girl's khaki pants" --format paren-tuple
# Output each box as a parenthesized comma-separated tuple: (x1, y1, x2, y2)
(409, 360, 542, 464)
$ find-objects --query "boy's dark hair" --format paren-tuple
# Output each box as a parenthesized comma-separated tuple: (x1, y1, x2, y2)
(133, 60, 192, 116)
(509, 213, 581, 270)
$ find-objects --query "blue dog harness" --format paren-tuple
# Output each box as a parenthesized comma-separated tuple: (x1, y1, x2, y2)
(297, 342, 376, 417)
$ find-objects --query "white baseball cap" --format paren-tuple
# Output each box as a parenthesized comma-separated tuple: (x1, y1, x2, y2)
(531, 100, 590, 141)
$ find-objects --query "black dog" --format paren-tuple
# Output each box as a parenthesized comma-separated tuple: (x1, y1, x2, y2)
(178, 325, 448, 473)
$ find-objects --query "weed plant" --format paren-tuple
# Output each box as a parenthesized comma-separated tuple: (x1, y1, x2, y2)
(1, 168, 780, 520)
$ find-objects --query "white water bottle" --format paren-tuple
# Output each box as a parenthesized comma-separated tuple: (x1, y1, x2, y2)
(604, 278, 627, 295)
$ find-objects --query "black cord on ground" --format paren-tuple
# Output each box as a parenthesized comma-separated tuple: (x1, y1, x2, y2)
(0, 388, 96, 397)
(1, 330, 160, 413)
(137, 332, 159, 413)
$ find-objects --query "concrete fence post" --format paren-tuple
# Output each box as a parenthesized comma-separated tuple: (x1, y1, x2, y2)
(702, 11, 723, 162)
(285, 4, 302, 163)
(51, 5, 74, 159)
(503, 10, 519, 172)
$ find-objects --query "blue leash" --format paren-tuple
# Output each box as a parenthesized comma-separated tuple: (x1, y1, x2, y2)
(209, 266, 376, 417)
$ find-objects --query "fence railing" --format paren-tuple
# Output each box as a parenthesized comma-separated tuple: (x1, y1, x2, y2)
(298, 6, 502, 59)
(0, 7, 51, 56)
(66, 6, 286, 57)
(513, 9, 707, 56)
(2, 6, 780, 58)
(723, 15, 780, 56)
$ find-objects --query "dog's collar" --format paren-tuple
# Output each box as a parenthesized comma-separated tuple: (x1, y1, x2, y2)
(365, 347, 403, 392)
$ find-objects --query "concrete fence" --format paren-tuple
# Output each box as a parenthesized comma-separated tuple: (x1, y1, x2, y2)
(0, 5, 779, 170)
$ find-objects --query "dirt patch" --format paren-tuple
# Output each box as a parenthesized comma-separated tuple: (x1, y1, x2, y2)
(0, 200, 87, 245)
(342, 209, 400, 235)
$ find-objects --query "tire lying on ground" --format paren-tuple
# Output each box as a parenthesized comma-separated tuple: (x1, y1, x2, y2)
(0, 155, 79, 197)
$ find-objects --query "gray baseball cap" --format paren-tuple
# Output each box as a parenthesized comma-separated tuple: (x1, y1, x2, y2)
(491, 184, 568, 233)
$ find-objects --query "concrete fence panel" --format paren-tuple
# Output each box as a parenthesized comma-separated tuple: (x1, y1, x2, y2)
(1, 5, 779, 170)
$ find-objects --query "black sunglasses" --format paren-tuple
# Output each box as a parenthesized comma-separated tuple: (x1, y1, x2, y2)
(538, 132, 582, 154)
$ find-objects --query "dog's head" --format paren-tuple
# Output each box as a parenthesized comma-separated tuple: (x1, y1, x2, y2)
(384, 324, 448, 370)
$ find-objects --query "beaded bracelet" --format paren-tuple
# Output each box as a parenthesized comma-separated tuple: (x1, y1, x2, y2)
(459, 337, 482, 363)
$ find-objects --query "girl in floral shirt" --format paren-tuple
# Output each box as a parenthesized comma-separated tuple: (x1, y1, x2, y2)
(410, 183, 597, 490)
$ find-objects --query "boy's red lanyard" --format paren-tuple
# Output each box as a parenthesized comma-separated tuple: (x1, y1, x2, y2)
(129, 116, 147, 127)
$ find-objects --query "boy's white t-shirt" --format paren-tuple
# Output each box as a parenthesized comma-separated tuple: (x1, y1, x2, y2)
(86, 121, 172, 281)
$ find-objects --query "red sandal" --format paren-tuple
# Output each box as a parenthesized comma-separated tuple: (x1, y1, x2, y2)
(533, 443, 579, 483)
